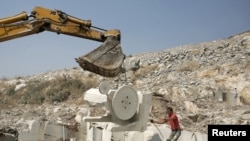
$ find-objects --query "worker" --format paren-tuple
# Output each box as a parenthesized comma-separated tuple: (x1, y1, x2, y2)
(150, 106, 181, 141)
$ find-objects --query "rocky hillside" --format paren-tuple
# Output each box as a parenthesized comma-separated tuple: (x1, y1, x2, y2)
(1, 30, 250, 137)
(120, 30, 250, 133)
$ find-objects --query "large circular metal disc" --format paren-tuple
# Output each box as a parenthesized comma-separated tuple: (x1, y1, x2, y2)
(112, 85, 138, 120)
(99, 81, 110, 94)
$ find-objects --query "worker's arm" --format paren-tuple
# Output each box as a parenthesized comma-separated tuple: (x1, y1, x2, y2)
(150, 118, 166, 124)
(166, 114, 177, 121)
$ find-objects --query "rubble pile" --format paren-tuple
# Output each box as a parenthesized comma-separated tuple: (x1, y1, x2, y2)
(1, 31, 250, 138)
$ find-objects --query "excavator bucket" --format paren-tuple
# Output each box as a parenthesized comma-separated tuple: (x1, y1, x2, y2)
(75, 36, 125, 77)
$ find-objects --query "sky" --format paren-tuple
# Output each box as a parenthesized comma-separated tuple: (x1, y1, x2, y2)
(0, 0, 250, 78)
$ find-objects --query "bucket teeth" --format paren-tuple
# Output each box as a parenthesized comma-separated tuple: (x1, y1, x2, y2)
(75, 36, 125, 77)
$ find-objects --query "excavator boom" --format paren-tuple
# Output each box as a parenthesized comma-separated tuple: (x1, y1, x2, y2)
(0, 6, 125, 77)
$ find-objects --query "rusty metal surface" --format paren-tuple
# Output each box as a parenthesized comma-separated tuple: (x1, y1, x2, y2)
(75, 36, 125, 77)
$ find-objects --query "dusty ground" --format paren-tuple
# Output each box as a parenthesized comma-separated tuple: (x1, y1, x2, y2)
(1, 31, 250, 137)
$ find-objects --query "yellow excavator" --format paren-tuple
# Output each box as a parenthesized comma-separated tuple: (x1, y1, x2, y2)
(0, 6, 125, 77)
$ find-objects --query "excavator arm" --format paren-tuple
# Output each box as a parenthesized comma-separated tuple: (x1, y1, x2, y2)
(0, 6, 125, 77)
